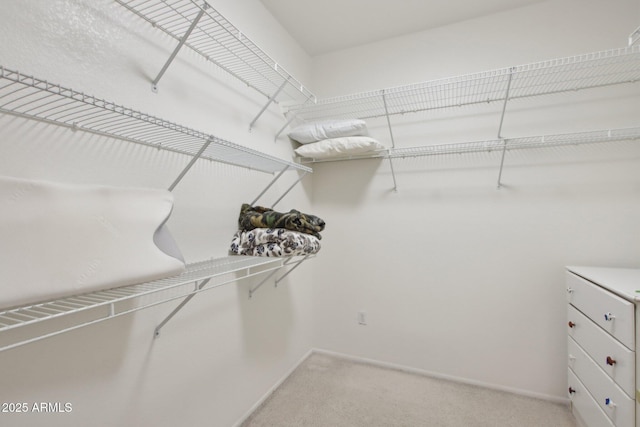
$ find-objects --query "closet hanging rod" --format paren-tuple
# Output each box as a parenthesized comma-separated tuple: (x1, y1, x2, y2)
(115, 0, 316, 128)
(0, 66, 310, 175)
(285, 46, 640, 122)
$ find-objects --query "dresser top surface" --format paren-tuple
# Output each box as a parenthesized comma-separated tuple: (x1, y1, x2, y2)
(567, 266, 640, 302)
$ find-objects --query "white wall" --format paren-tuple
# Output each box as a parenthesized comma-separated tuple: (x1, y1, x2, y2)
(0, 1, 315, 426)
(309, 0, 640, 400)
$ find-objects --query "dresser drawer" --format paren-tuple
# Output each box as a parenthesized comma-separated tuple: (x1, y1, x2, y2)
(569, 368, 615, 427)
(567, 271, 635, 350)
(568, 337, 635, 426)
(568, 304, 635, 397)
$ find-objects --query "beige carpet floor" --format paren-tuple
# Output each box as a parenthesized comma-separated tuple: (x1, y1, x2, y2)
(242, 352, 576, 427)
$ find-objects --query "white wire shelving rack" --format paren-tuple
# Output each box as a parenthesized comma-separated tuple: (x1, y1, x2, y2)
(0, 65, 316, 350)
(297, 126, 640, 189)
(386, 127, 640, 158)
(114, 0, 316, 132)
(286, 46, 640, 189)
(285, 46, 640, 124)
(0, 255, 310, 352)
(299, 127, 640, 161)
(0, 65, 311, 195)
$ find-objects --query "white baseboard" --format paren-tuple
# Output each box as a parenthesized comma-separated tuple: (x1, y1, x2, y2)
(231, 348, 314, 427)
(312, 348, 570, 405)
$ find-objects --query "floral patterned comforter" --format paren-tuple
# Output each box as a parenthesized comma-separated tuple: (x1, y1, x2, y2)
(229, 228, 321, 257)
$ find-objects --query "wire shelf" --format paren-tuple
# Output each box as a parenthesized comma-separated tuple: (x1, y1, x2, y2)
(388, 127, 640, 158)
(0, 66, 311, 174)
(285, 46, 640, 122)
(115, 0, 316, 107)
(0, 255, 309, 352)
(296, 127, 640, 163)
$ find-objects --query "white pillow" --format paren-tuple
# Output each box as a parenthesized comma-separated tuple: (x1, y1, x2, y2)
(288, 119, 368, 144)
(294, 136, 386, 159)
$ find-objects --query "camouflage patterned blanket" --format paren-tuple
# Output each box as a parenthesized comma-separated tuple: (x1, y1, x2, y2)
(238, 203, 325, 240)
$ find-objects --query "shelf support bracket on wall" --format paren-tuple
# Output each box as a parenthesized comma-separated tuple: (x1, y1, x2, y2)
(248, 256, 309, 298)
(274, 254, 310, 286)
(151, 3, 208, 93)
(274, 114, 296, 142)
(382, 89, 398, 192)
(152, 258, 317, 337)
(496, 68, 515, 189)
(168, 136, 215, 191)
(251, 165, 290, 206)
(154, 278, 211, 338)
(250, 166, 308, 208)
(249, 77, 291, 131)
(249, 258, 292, 298)
(496, 139, 509, 189)
(629, 25, 640, 46)
(270, 170, 308, 209)
(274, 95, 317, 141)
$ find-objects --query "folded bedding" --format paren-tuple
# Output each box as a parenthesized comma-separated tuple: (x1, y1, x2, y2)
(288, 119, 368, 144)
(0, 176, 186, 309)
(229, 228, 321, 257)
(238, 203, 325, 240)
(294, 136, 386, 159)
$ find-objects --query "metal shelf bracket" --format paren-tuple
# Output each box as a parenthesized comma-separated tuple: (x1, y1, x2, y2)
(274, 95, 317, 141)
(168, 136, 214, 191)
(249, 77, 291, 131)
(496, 68, 514, 189)
(250, 166, 309, 208)
(248, 255, 311, 298)
(151, 2, 208, 93)
(248, 268, 279, 299)
(630, 25, 640, 46)
(274, 255, 310, 286)
(153, 255, 313, 336)
(154, 278, 211, 338)
(496, 138, 509, 190)
(382, 89, 398, 192)
(251, 166, 289, 206)
(270, 170, 308, 208)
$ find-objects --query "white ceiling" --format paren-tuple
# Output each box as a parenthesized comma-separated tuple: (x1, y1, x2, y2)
(260, 0, 545, 56)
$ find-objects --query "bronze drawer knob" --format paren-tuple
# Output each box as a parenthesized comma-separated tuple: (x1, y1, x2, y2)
(606, 356, 616, 366)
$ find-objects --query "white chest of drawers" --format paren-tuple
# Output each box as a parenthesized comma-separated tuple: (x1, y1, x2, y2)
(566, 266, 640, 427)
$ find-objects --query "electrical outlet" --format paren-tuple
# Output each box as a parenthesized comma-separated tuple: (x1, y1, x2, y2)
(357, 311, 367, 325)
